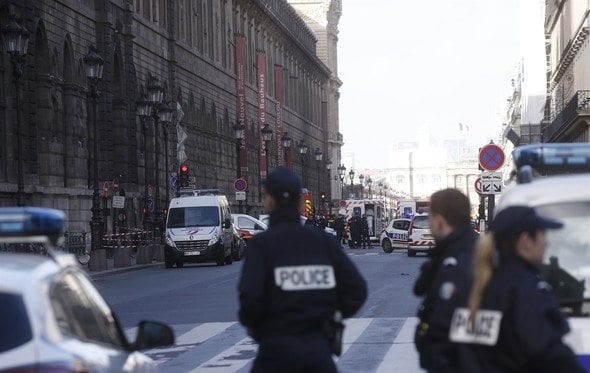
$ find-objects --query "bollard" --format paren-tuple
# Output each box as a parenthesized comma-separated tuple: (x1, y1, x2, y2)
(89, 248, 107, 271)
(114, 246, 131, 268)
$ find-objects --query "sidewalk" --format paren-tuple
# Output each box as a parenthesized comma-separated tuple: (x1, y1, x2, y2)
(87, 258, 163, 279)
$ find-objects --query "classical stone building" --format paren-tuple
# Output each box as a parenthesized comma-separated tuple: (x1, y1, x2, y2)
(0, 0, 335, 234)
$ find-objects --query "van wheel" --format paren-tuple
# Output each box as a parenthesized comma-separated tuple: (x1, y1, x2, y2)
(407, 248, 416, 257)
(232, 246, 242, 261)
(225, 253, 233, 265)
(216, 251, 225, 266)
(382, 239, 393, 253)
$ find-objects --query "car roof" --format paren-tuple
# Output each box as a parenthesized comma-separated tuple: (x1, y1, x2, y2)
(169, 195, 225, 208)
(497, 173, 590, 211)
(0, 253, 62, 293)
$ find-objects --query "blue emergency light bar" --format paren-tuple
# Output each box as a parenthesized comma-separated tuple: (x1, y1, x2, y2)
(513, 143, 590, 171)
(0, 207, 65, 237)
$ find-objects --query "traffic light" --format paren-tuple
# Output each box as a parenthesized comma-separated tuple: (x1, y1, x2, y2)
(179, 164, 190, 187)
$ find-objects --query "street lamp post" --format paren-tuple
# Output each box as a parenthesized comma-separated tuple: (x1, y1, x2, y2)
(137, 96, 152, 227)
(325, 158, 332, 205)
(83, 45, 105, 255)
(158, 103, 174, 215)
(348, 169, 355, 198)
(281, 132, 293, 169)
(378, 181, 383, 198)
(359, 174, 364, 199)
(298, 140, 309, 186)
(146, 74, 164, 233)
(261, 124, 273, 176)
(233, 122, 245, 213)
(338, 164, 346, 200)
(2, 16, 30, 206)
(367, 177, 373, 199)
(314, 148, 323, 208)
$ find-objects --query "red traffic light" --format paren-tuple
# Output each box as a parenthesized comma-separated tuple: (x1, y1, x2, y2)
(180, 164, 189, 173)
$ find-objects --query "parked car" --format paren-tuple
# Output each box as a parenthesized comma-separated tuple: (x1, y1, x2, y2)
(407, 214, 435, 257)
(0, 207, 175, 372)
(231, 213, 268, 241)
(229, 223, 246, 261)
(380, 218, 411, 253)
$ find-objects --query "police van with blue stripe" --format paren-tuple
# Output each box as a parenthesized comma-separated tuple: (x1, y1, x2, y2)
(496, 143, 590, 369)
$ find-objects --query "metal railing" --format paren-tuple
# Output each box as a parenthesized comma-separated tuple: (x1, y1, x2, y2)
(543, 90, 590, 141)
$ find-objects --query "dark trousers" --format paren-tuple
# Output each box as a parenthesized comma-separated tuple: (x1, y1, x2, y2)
(252, 333, 337, 373)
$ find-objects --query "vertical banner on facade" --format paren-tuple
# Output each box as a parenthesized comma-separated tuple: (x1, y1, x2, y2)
(274, 65, 285, 166)
(235, 35, 248, 178)
(257, 51, 267, 178)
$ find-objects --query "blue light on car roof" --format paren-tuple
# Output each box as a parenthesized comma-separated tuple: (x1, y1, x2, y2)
(513, 143, 590, 171)
(0, 207, 65, 237)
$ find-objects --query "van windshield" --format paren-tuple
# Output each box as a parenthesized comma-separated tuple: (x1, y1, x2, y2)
(167, 206, 220, 228)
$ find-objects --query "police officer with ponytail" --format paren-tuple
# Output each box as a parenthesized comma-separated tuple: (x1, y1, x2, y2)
(238, 167, 367, 372)
(452, 205, 583, 372)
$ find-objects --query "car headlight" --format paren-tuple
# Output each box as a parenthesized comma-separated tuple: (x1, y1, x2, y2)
(165, 236, 176, 248)
(208, 232, 220, 246)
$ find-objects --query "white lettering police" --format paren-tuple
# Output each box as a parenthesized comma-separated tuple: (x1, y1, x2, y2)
(274, 265, 336, 291)
(449, 308, 503, 346)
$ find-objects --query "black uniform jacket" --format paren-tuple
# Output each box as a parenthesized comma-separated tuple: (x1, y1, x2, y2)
(238, 207, 367, 341)
(413, 224, 478, 370)
(455, 254, 584, 373)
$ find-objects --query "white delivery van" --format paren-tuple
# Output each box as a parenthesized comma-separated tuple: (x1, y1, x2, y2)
(164, 190, 234, 268)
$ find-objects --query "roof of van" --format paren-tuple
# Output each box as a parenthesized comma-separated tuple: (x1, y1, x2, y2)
(168, 194, 228, 208)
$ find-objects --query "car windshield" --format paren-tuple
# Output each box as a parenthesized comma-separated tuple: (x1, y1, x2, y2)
(0, 292, 32, 353)
(412, 216, 430, 229)
(167, 206, 220, 228)
(536, 202, 590, 316)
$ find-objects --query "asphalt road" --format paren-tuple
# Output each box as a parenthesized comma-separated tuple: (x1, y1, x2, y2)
(94, 244, 428, 372)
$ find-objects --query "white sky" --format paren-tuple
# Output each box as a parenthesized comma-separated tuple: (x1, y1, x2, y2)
(338, 0, 523, 169)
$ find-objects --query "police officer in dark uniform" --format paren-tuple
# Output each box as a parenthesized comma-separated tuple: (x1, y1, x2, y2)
(413, 188, 478, 371)
(450, 205, 584, 372)
(348, 214, 361, 248)
(360, 214, 370, 249)
(334, 215, 346, 244)
(238, 167, 367, 373)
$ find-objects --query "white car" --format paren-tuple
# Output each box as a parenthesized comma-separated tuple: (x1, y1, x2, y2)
(231, 213, 268, 240)
(407, 214, 435, 257)
(380, 218, 411, 253)
(0, 207, 175, 372)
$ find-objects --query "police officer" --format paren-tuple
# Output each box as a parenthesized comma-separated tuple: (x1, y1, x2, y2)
(334, 215, 346, 244)
(348, 214, 361, 248)
(453, 206, 583, 372)
(360, 214, 370, 249)
(413, 188, 478, 371)
(238, 167, 367, 372)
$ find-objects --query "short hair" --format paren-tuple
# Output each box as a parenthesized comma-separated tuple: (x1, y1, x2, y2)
(429, 188, 471, 228)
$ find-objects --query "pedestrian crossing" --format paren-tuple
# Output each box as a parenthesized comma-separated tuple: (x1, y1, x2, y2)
(125, 317, 424, 372)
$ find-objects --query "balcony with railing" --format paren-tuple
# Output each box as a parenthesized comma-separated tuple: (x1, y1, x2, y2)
(543, 90, 590, 141)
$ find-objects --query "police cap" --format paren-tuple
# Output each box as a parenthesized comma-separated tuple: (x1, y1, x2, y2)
(263, 167, 301, 205)
(490, 205, 563, 241)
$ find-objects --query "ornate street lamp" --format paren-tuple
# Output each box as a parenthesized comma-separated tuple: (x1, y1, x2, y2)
(359, 174, 364, 198)
(314, 148, 323, 208)
(2, 16, 30, 207)
(261, 125, 273, 176)
(145, 74, 164, 233)
(83, 45, 104, 259)
(298, 139, 309, 185)
(158, 102, 174, 214)
(378, 181, 383, 197)
(338, 164, 346, 200)
(367, 176, 373, 199)
(281, 132, 293, 169)
(137, 95, 152, 226)
(233, 122, 246, 213)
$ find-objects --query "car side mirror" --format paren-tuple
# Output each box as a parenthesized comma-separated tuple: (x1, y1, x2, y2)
(133, 321, 175, 351)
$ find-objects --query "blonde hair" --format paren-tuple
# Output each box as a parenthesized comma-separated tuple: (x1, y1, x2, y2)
(468, 233, 496, 319)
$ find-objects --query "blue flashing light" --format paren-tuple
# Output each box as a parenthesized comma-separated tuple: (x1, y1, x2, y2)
(0, 207, 65, 237)
(513, 143, 590, 171)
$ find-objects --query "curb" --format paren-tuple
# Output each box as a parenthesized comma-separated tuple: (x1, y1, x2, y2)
(89, 262, 163, 279)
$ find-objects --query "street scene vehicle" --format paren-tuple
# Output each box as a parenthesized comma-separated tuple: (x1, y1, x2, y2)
(340, 198, 389, 241)
(164, 189, 234, 268)
(0, 207, 175, 372)
(230, 223, 246, 261)
(231, 213, 268, 240)
(380, 218, 411, 253)
(406, 214, 434, 257)
(497, 143, 590, 369)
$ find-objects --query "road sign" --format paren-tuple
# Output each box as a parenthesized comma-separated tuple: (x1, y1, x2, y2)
(147, 185, 154, 198)
(481, 172, 503, 195)
(147, 199, 155, 212)
(170, 175, 177, 190)
(479, 144, 505, 171)
(235, 191, 247, 201)
(112, 195, 125, 209)
(234, 178, 248, 192)
(474, 177, 482, 194)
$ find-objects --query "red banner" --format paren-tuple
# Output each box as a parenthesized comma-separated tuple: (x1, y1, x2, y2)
(257, 51, 267, 178)
(235, 35, 248, 178)
(274, 65, 285, 166)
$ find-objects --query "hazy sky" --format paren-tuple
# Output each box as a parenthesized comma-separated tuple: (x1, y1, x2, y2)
(338, 0, 522, 169)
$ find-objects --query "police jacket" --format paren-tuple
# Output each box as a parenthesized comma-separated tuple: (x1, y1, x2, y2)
(413, 224, 478, 370)
(454, 254, 584, 373)
(238, 206, 367, 342)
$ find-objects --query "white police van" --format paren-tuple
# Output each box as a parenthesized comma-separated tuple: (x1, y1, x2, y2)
(165, 189, 234, 268)
(0, 207, 175, 372)
(496, 143, 590, 369)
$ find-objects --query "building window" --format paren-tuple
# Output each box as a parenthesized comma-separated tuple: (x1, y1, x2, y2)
(432, 175, 441, 184)
(396, 176, 404, 185)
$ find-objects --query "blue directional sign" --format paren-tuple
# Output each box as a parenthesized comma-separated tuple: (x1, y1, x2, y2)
(170, 175, 177, 190)
(147, 199, 155, 212)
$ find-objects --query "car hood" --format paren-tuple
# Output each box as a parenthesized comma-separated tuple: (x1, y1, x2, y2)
(168, 226, 217, 239)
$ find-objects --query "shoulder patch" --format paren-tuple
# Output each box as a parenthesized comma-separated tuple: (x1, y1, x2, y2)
(442, 256, 458, 267)
(439, 281, 456, 300)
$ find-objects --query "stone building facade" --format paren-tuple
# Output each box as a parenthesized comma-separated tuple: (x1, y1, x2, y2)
(0, 0, 334, 234)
